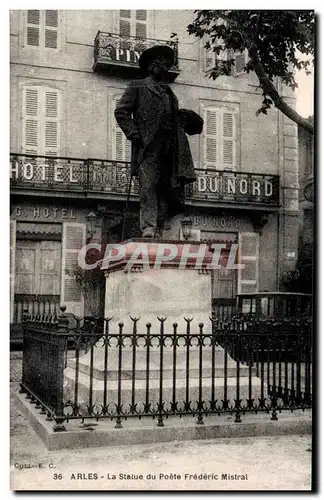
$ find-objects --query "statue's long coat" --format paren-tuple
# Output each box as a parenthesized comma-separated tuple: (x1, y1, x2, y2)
(114, 76, 197, 185)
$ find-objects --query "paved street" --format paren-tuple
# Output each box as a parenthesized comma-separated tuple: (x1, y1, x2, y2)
(10, 352, 312, 491)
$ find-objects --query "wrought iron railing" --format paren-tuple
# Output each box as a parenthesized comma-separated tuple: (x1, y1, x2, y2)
(20, 311, 312, 432)
(13, 294, 60, 324)
(93, 31, 179, 75)
(10, 154, 280, 206)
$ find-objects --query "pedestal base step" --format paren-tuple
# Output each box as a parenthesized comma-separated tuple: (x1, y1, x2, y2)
(63, 367, 265, 408)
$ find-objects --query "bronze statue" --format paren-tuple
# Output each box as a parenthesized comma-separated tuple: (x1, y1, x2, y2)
(115, 45, 203, 238)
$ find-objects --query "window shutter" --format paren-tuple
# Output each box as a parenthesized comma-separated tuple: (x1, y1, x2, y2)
(23, 87, 39, 154)
(120, 10, 131, 18)
(135, 10, 147, 39)
(135, 22, 147, 39)
(238, 232, 259, 294)
(22, 86, 61, 156)
(45, 10, 58, 49)
(203, 107, 237, 170)
(234, 53, 246, 74)
(10, 220, 16, 323)
(26, 10, 40, 46)
(120, 10, 131, 37)
(113, 97, 132, 162)
(205, 48, 215, 71)
(44, 90, 60, 156)
(221, 111, 236, 170)
(136, 10, 146, 21)
(203, 108, 219, 168)
(119, 10, 147, 38)
(61, 223, 86, 317)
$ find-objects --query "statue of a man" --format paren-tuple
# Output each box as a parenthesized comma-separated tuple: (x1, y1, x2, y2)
(115, 45, 203, 238)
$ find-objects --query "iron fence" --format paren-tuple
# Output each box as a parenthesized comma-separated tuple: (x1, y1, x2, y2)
(13, 294, 60, 324)
(20, 311, 312, 432)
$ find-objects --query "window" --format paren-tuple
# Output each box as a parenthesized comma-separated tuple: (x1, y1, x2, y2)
(228, 49, 249, 76)
(204, 37, 227, 72)
(112, 96, 131, 162)
(203, 39, 249, 77)
(22, 86, 61, 156)
(203, 106, 237, 170)
(26, 10, 59, 49)
(119, 10, 147, 38)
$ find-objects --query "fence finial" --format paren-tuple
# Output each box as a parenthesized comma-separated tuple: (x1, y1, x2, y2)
(57, 305, 69, 331)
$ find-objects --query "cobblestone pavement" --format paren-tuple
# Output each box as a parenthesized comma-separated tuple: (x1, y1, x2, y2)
(10, 353, 22, 383)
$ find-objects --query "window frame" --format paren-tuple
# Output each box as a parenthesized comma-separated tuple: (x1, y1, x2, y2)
(115, 10, 153, 39)
(22, 9, 63, 52)
(202, 37, 250, 78)
(20, 83, 63, 157)
(201, 102, 239, 171)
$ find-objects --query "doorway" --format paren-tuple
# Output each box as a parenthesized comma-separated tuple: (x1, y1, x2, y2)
(14, 239, 61, 322)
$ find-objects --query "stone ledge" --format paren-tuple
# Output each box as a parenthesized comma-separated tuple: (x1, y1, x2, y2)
(15, 392, 312, 451)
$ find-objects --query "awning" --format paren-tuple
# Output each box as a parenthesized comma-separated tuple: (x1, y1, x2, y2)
(200, 232, 238, 244)
(16, 222, 62, 239)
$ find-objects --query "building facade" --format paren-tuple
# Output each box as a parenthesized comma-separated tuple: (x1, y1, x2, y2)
(298, 120, 314, 247)
(10, 9, 300, 322)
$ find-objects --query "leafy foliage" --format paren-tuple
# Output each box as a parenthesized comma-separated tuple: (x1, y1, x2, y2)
(188, 10, 314, 129)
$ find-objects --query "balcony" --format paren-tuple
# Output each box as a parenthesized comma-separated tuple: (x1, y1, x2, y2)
(10, 154, 280, 208)
(93, 31, 180, 82)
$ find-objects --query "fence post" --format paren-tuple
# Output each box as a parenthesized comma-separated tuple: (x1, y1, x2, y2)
(19, 308, 29, 394)
(196, 323, 204, 425)
(52, 305, 69, 432)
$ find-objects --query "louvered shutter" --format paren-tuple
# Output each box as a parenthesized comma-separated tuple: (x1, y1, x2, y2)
(119, 10, 147, 38)
(44, 90, 60, 156)
(22, 87, 60, 156)
(120, 10, 131, 37)
(26, 10, 58, 49)
(135, 11, 147, 38)
(238, 232, 259, 294)
(23, 87, 39, 154)
(26, 10, 40, 46)
(135, 22, 147, 39)
(113, 97, 132, 162)
(203, 108, 219, 168)
(10, 220, 16, 323)
(61, 223, 86, 317)
(45, 10, 58, 49)
(221, 111, 236, 169)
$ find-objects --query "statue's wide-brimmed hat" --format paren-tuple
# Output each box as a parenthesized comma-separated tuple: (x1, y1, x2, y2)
(139, 45, 175, 72)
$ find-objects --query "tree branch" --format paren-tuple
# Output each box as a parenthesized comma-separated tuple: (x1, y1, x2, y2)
(249, 45, 314, 134)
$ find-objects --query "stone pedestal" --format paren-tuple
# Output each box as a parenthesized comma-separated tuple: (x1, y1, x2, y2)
(64, 239, 267, 411)
(103, 238, 214, 334)
(105, 267, 212, 334)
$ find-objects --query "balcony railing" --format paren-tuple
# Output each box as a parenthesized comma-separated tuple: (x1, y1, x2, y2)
(10, 154, 280, 207)
(93, 31, 180, 81)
